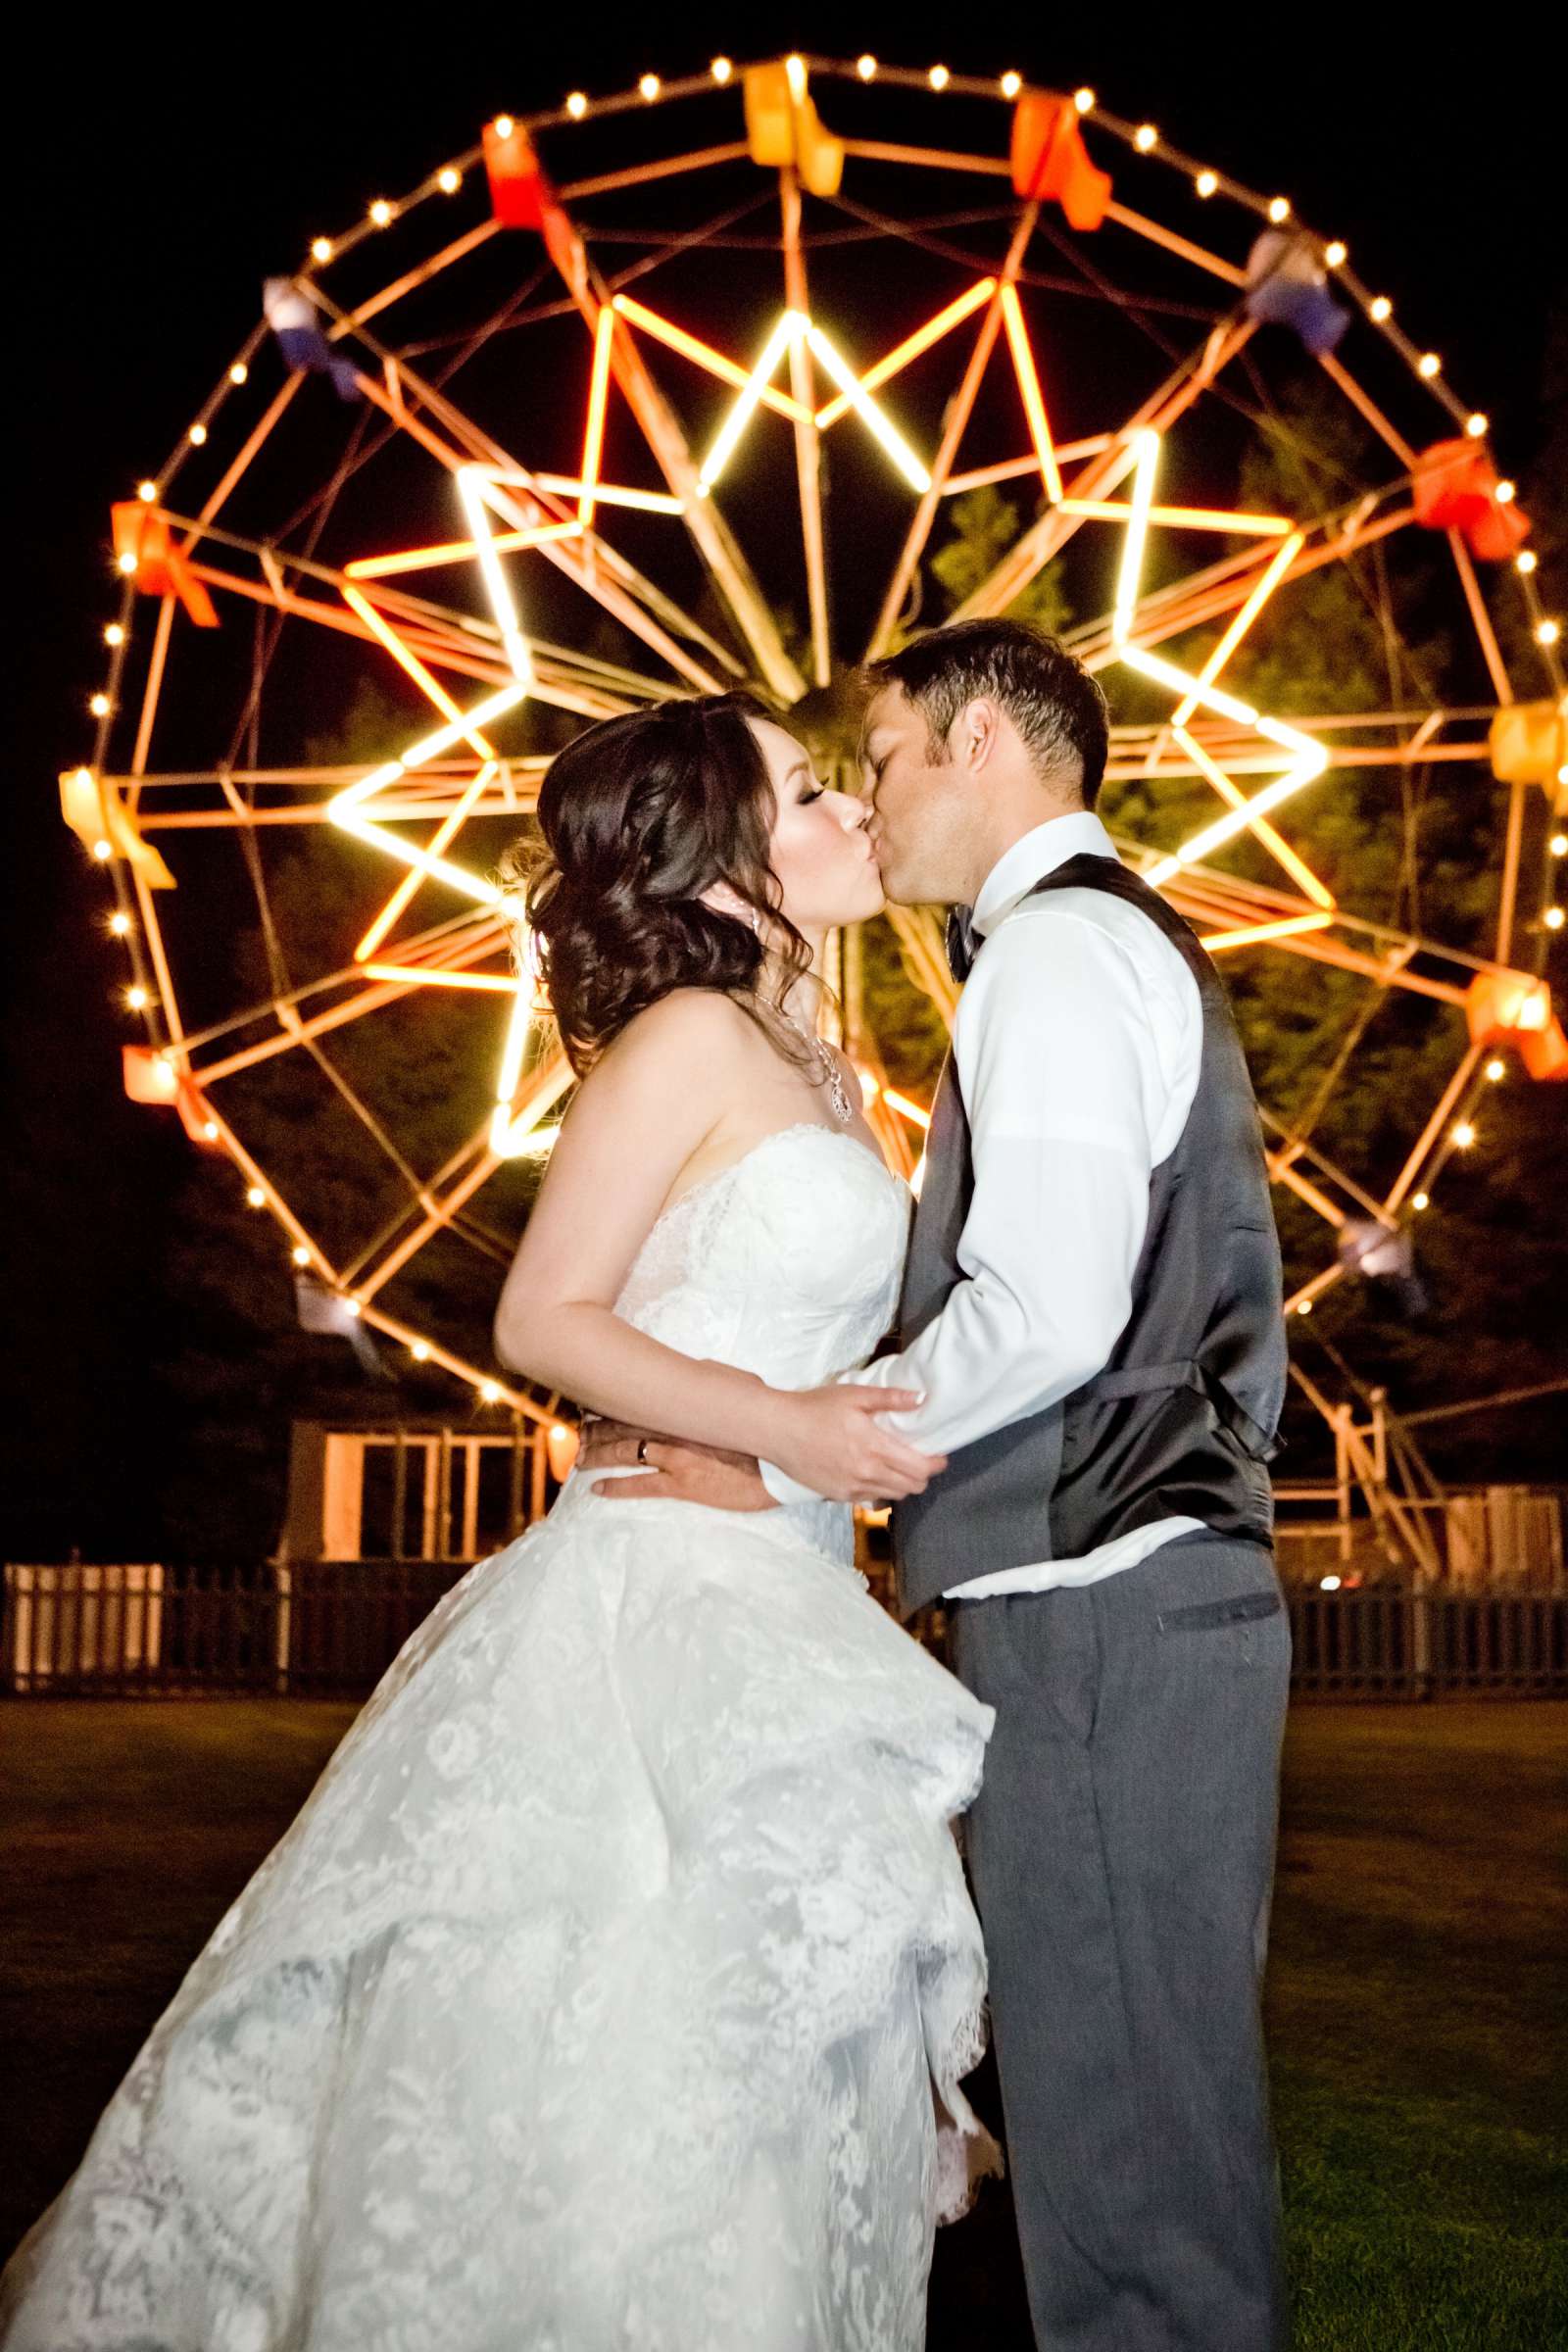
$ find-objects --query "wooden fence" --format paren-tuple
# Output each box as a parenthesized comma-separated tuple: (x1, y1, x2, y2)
(2, 1561, 469, 1697)
(5, 1563, 1568, 1701)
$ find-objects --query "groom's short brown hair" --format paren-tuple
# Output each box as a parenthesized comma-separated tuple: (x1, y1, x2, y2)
(865, 619, 1109, 809)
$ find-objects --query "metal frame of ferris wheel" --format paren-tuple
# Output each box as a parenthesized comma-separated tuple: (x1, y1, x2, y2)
(74, 56, 1564, 1557)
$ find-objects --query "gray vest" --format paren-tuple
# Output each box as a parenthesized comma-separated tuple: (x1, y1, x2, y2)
(893, 854, 1287, 1619)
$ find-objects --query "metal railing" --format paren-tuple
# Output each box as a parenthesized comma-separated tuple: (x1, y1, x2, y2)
(2, 1561, 470, 1696)
(1288, 1588, 1568, 1699)
(6, 1563, 1567, 1701)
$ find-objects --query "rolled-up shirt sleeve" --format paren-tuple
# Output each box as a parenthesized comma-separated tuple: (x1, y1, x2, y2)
(760, 905, 1166, 1501)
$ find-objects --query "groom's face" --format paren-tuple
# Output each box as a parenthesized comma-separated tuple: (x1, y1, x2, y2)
(859, 686, 975, 907)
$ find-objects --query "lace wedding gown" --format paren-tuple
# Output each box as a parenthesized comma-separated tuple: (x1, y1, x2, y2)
(2, 1123, 995, 2352)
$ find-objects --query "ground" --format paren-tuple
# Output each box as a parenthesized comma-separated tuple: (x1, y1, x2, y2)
(1, 1700, 1563, 2346)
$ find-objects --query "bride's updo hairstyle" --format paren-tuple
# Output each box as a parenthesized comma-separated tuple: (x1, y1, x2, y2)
(502, 691, 814, 1076)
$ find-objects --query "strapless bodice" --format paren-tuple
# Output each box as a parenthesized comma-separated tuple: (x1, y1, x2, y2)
(554, 1122, 911, 1565)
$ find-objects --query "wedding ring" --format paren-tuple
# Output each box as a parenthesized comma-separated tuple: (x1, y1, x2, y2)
(635, 1437, 651, 1465)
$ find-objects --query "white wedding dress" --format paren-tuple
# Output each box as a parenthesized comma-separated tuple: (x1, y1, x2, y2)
(2, 1123, 995, 2352)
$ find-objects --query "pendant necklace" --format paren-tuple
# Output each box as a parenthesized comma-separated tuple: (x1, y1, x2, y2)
(780, 1008, 854, 1125)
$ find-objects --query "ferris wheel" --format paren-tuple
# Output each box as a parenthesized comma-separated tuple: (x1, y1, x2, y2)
(68, 51, 1567, 1442)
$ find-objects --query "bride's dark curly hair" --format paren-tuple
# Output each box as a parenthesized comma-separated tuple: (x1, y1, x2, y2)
(499, 691, 817, 1076)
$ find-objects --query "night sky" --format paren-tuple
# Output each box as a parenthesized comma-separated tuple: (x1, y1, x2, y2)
(5, 6, 1561, 1564)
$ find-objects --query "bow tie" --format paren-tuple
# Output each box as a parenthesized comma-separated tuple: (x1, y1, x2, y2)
(945, 905, 979, 984)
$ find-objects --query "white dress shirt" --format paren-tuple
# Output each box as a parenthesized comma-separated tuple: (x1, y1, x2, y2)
(762, 810, 1208, 1595)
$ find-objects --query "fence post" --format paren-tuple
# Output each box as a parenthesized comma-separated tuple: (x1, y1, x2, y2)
(1410, 1585, 1433, 1700)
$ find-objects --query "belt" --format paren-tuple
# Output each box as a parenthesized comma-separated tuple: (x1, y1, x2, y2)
(1076, 1357, 1282, 1462)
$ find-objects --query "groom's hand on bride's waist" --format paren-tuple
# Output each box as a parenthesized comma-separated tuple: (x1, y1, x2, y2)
(582, 1388, 944, 1512)
(583, 1418, 776, 1510)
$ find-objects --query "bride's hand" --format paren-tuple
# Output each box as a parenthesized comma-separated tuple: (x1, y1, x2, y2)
(766, 1386, 947, 1504)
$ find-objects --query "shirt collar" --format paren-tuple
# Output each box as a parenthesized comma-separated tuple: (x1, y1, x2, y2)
(971, 811, 1119, 936)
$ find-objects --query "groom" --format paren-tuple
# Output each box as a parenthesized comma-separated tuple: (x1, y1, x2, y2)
(583, 618, 1292, 2352)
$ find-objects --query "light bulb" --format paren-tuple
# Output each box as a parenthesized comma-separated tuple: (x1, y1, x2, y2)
(311, 236, 333, 264)
(437, 166, 462, 194)
(1466, 412, 1489, 438)
(137, 479, 159, 502)
(118, 551, 139, 574)
(1296, 1298, 1313, 1315)
(1412, 1192, 1430, 1211)
(1324, 240, 1347, 267)
(1516, 550, 1538, 573)
(1549, 833, 1567, 858)
(1417, 352, 1441, 378)
(493, 116, 514, 139)
(1320, 1573, 1342, 1592)
(710, 57, 732, 84)
(89, 692, 111, 716)
(479, 1380, 501, 1403)
(412, 1341, 430, 1361)
(1485, 1057, 1506, 1082)
(1134, 122, 1158, 151)
(291, 1244, 311, 1266)
(1537, 619, 1561, 647)
(1451, 1120, 1476, 1149)
(203, 1120, 219, 1140)
(1494, 479, 1516, 504)
(344, 1298, 362, 1317)
(187, 422, 207, 446)
(369, 199, 393, 226)
(565, 90, 587, 118)
(858, 55, 877, 80)
(92, 838, 113, 860)
(928, 64, 950, 90)
(229, 361, 248, 384)
(1000, 71, 1021, 98)
(785, 54, 807, 97)
(1546, 905, 1566, 931)
(1370, 295, 1392, 321)
(126, 986, 149, 1010)
(246, 1184, 267, 1206)
(109, 910, 131, 934)
(1268, 196, 1291, 222)
(638, 74, 660, 101)
(104, 622, 124, 646)
(1195, 170, 1218, 197)
(1073, 86, 1095, 112)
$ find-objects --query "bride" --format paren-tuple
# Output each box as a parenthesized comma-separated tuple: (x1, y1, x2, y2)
(1, 691, 995, 2351)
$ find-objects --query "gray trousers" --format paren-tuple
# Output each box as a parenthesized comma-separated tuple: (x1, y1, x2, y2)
(948, 1534, 1292, 2352)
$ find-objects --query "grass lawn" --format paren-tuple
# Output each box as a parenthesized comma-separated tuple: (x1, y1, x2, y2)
(2, 1697, 1563, 2345)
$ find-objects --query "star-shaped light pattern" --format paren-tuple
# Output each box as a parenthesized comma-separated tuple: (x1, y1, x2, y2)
(1107, 429, 1333, 928)
(328, 472, 548, 1162)
(328, 284, 1336, 1101)
(319, 307, 964, 1161)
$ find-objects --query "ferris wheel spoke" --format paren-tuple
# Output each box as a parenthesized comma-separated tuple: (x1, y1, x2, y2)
(176, 378, 303, 548)
(349, 368, 729, 693)
(779, 169, 832, 685)
(176, 910, 506, 1066)
(122, 594, 177, 812)
(1097, 199, 1248, 289)
(866, 210, 1037, 658)
(1446, 528, 1516, 709)
(1315, 349, 1419, 470)
(953, 319, 1257, 621)
(537, 201, 806, 700)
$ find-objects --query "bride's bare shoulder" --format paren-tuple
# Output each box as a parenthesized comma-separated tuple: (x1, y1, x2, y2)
(585, 988, 761, 1105)
(602, 989, 759, 1069)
